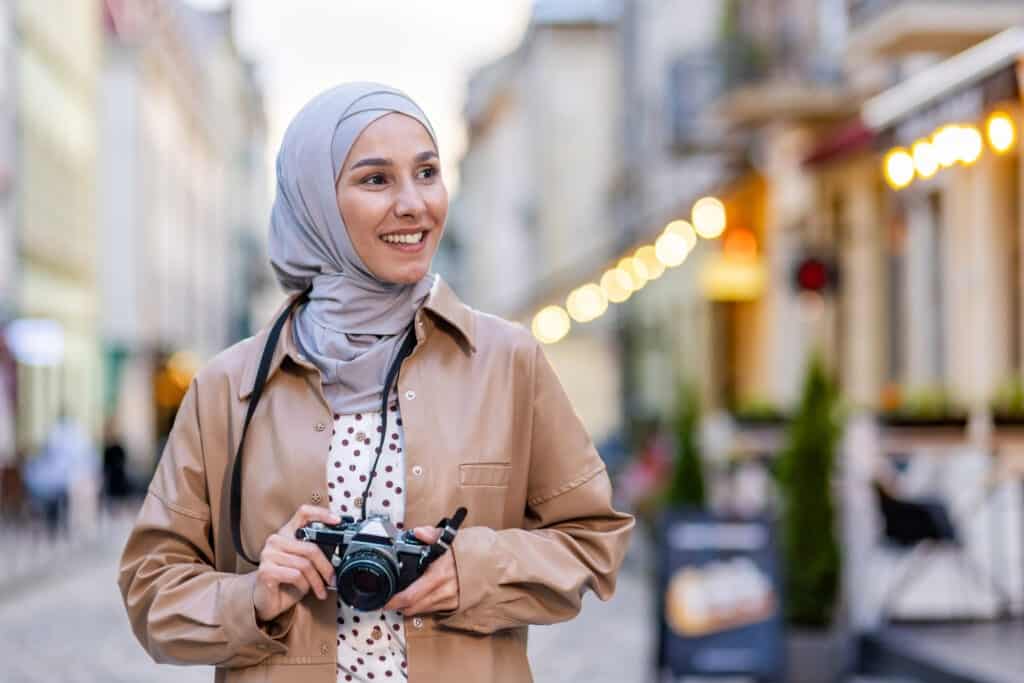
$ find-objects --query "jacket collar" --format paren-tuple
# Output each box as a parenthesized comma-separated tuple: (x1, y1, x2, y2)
(238, 275, 474, 400)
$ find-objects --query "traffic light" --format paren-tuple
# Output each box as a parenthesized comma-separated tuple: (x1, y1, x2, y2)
(793, 256, 837, 293)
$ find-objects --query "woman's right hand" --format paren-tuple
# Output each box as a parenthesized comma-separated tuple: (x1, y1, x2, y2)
(253, 505, 340, 623)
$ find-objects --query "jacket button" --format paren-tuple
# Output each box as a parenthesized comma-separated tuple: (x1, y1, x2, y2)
(412, 617, 424, 629)
(354, 496, 363, 508)
(311, 492, 322, 504)
(411, 465, 423, 477)
(319, 640, 329, 655)
(405, 390, 416, 400)
(315, 422, 326, 432)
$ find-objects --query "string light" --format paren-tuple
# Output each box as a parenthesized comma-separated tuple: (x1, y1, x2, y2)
(532, 305, 571, 344)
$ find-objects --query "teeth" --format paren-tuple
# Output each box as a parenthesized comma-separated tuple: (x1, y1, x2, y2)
(381, 231, 424, 245)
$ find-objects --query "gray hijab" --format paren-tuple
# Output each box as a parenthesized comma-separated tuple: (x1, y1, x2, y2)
(268, 82, 438, 415)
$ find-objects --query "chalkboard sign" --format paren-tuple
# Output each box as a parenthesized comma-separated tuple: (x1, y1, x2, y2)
(656, 508, 785, 682)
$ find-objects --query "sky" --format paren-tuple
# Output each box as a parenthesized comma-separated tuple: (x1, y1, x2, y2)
(185, 0, 533, 193)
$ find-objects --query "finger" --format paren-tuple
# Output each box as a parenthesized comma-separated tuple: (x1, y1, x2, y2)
(274, 553, 326, 599)
(384, 568, 446, 611)
(262, 563, 310, 597)
(404, 583, 458, 616)
(278, 537, 336, 585)
(412, 526, 443, 544)
(285, 505, 340, 535)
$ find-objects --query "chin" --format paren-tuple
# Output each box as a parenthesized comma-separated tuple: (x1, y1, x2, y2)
(381, 262, 430, 285)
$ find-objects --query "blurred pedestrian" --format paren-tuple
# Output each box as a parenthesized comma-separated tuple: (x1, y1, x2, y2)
(22, 408, 97, 535)
(118, 82, 634, 683)
(101, 417, 133, 513)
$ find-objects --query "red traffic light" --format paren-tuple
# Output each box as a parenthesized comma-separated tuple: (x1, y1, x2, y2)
(794, 257, 833, 292)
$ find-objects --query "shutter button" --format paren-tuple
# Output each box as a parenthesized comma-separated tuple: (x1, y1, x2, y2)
(411, 465, 423, 477)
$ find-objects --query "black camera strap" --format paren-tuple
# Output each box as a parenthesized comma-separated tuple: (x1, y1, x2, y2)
(231, 291, 309, 565)
(360, 324, 418, 521)
(229, 292, 417, 565)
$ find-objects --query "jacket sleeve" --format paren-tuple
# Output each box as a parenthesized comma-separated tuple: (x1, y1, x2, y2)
(437, 341, 635, 634)
(117, 378, 295, 668)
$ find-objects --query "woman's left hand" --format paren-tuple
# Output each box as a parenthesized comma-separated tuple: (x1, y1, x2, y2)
(383, 526, 459, 615)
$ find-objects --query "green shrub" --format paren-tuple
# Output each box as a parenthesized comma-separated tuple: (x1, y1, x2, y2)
(776, 354, 842, 627)
(664, 382, 706, 509)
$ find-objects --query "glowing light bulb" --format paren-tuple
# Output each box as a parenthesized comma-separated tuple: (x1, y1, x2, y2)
(692, 197, 726, 239)
(986, 111, 1016, 154)
(532, 306, 571, 344)
(912, 139, 939, 179)
(883, 148, 915, 190)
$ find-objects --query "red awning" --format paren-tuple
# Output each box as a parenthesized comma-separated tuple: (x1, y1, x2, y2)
(802, 119, 875, 168)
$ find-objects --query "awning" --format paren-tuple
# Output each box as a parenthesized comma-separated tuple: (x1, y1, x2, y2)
(862, 26, 1024, 142)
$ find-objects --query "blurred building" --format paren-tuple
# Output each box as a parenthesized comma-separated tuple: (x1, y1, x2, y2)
(454, 0, 626, 443)
(12, 0, 105, 452)
(101, 0, 270, 471)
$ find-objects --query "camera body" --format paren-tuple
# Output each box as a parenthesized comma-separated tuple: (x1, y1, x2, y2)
(296, 514, 431, 611)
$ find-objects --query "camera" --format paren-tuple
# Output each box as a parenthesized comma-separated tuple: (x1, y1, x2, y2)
(296, 507, 467, 611)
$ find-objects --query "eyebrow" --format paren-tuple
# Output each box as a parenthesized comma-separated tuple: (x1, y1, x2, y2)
(348, 150, 438, 171)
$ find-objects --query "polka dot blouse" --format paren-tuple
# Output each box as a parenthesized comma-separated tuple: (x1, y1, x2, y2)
(327, 402, 408, 682)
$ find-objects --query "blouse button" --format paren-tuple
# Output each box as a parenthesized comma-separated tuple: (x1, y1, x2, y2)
(314, 422, 326, 432)
(405, 390, 416, 400)
(411, 465, 424, 478)
(412, 617, 424, 629)
(355, 431, 367, 442)
(354, 496, 364, 508)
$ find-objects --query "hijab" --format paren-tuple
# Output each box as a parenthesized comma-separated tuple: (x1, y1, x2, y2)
(268, 82, 439, 414)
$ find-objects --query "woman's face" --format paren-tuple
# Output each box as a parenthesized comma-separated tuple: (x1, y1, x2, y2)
(336, 113, 447, 284)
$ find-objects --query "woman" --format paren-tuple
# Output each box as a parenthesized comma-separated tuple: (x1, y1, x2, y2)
(118, 82, 634, 683)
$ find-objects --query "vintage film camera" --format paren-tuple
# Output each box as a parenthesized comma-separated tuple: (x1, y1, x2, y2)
(296, 507, 467, 611)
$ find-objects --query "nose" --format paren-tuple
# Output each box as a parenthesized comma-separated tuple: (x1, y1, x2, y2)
(393, 177, 427, 220)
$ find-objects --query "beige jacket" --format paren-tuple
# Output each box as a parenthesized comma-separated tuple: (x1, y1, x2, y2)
(118, 277, 634, 682)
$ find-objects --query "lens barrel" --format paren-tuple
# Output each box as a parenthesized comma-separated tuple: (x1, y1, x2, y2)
(337, 549, 398, 611)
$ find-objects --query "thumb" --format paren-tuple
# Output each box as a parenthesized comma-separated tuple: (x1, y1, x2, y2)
(412, 526, 443, 544)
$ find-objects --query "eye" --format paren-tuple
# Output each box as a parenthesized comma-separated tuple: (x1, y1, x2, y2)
(361, 173, 386, 186)
(418, 165, 439, 180)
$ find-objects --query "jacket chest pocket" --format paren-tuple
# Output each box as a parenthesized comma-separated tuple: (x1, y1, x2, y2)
(458, 462, 511, 487)
(455, 462, 511, 529)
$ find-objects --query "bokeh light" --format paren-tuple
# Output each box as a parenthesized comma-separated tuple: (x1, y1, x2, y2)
(932, 125, 962, 168)
(531, 305, 571, 344)
(566, 283, 608, 323)
(883, 148, 915, 189)
(600, 268, 634, 303)
(986, 111, 1016, 154)
(958, 125, 983, 165)
(691, 197, 726, 239)
(912, 140, 939, 179)
(634, 245, 665, 280)
(655, 231, 689, 267)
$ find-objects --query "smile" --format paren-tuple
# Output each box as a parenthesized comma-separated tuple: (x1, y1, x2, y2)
(381, 231, 425, 245)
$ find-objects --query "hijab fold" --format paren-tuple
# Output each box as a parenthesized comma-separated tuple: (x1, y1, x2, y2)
(268, 82, 438, 414)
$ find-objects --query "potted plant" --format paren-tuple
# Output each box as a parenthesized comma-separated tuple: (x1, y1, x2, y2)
(991, 376, 1024, 428)
(776, 355, 844, 682)
(664, 382, 707, 509)
(878, 384, 968, 431)
(732, 397, 790, 429)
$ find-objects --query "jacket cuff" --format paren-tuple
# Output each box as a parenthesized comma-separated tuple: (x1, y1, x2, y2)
(435, 526, 498, 625)
(220, 572, 294, 656)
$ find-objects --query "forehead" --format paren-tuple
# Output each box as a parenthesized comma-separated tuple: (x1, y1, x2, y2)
(347, 113, 436, 158)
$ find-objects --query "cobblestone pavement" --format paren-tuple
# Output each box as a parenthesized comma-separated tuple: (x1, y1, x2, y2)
(0, 513, 654, 683)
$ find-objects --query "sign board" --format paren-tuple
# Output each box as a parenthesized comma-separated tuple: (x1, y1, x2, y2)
(657, 509, 784, 681)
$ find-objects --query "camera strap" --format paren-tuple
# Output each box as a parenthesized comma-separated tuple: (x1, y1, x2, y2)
(230, 290, 310, 565)
(229, 291, 417, 565)
(360, 323, 418, 521)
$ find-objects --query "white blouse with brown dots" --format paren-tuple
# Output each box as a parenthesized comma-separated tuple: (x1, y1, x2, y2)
(327, 402, 408, 682)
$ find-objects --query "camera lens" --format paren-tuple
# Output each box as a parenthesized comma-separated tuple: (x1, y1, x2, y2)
(337, 549, 398, 611)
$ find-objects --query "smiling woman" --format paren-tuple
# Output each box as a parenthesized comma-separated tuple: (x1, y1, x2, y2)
(336, 114, 448, 285)
(118, 81, 633, 683)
